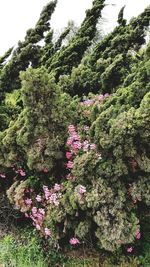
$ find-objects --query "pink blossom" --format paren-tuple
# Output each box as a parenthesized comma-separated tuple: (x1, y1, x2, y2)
(36, 195, 42, 202)
(0, 173, 6, 178)
(82, 99, 94, 106)
(36, 213, 44, 222)
(25, 198, 32, 206)
(90, 144, 96, 150)
(68, 125, 76, 133)
(20, 170, 26, 176)
(66, 152, 72, 160)
(135, 229, 141, 240)
(66, 174, 75, 180)
(49, 193, 59, 206)
(45, 228, 51, 236)
(97, 94, 104, 101)
(36, 224, 41, 230)
(127, 247, 133, 253)
(83, 143, 89, 152)
(39, 208, 45, 215)
(43, 186, 51, 199)
(43, 168, 49, 173)
(136, 232, 141, 239)
(69, 238, 80, 245)
(32, 207, 37, 215)
(79, 185, 86, 194)
(66, 161, 73, 169)
(66, 137, 73, 145)
(71, 133, 80, 141)
(104, 93, 109, 98)
(73, 142, 82, 150)
(54, 183, 61, 191)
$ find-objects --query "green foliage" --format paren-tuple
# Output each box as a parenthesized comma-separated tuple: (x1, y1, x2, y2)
(47, 0, 105, 79)
(0, 232, 47, 267)
(0, 1, 57, 95)
(0, 0, 150, 261)
(60, 6, 150, 96)
(0, 67, 78, 172)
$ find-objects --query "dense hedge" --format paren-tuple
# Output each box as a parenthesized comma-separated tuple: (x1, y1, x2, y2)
(0, 0, 149, 254)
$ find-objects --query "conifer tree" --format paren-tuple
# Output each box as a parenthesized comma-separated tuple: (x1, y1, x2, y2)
(0, 1, 57, 96)
(47, 0, 105, 80)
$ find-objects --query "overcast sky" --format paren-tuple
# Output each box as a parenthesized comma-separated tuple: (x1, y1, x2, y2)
(0, 0, 149, 56)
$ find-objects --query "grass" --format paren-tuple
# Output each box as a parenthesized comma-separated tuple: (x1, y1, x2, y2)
(0, 231, 149, 267)
(0, 233, 47, 267)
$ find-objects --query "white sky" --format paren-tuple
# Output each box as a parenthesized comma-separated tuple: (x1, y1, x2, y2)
(0, 0, 149, 56)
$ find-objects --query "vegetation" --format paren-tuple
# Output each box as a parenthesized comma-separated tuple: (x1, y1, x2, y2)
(0, 0, 150, 265)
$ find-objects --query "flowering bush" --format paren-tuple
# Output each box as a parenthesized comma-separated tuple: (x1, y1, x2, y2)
(5, 112, 145, 252)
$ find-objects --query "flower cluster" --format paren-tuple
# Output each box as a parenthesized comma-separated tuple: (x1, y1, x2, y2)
(23, 183, 62, 238)
(66, 125, 98, 170)
(13, 165, 26, 177)
(81, 93, 110, 107)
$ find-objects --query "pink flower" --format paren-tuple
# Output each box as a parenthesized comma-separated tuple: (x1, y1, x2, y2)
(25, 198, 32, 206)
(66, 161, 73, 169)
(83, 99, 93, 106)
(39, 208, 45, 215)
(69, 238, 80, 245)
(136, 232, 141, 239)
(66, 137, 73, 145)
(32, 207, 37, 215)
(90, 144, 96, 150)
(20, 170, 26, 176)
(104, 93, 109, 98)
(43, 186, 51, 199)
(45, 228, 51, 236)
(37, 213, 44, 222)
(79, 185, 86, 194)
(43, 168, 49, 173)
(36, 195, 42, 202)
(66, 152, 72, 160)
(54, 183, 61, 191)
(127, 247, 133, 253)
(0, 173, 6, 178)
(36, 224, 41, 230)
(135, 229, 141, 240)
(68, 125, 76, 133)
(66, 174, 75, 180)
(97, 94, 104, 101)
(49, 193, 59, 206)
(73, 142, 82, 150)
(83, 140, 89, 151)
(71, 133, 80, 141)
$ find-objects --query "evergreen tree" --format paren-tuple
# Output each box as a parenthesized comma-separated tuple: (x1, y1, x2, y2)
(59, 6, 150, 95)
(0, 1, 57, 97)
(46, 0, 105, 80)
